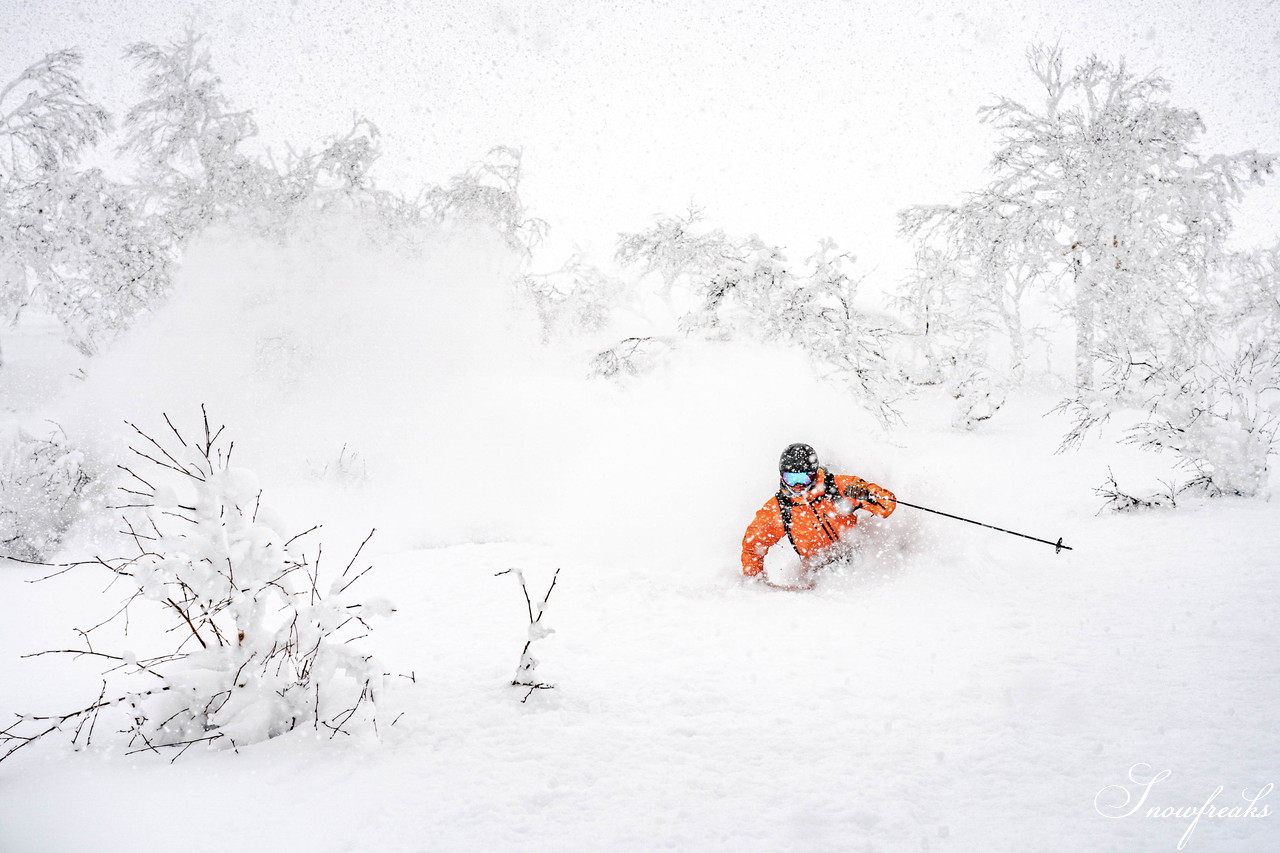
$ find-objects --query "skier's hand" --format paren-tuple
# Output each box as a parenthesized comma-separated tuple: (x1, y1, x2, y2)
(844, 483, 875, 504)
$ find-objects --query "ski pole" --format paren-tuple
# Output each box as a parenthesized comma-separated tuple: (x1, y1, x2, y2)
(892, 498, 1072, 553)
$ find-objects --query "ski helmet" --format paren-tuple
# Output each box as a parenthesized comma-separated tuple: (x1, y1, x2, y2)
(779, 443, 819, 475)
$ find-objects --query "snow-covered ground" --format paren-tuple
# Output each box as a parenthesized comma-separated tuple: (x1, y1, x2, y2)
(1, 225, 1277, 852)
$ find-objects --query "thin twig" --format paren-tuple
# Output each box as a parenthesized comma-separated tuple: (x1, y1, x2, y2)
(340, 528, 376, 579)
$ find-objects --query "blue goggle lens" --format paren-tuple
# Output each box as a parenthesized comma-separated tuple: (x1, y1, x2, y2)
(782, 471, 814, 488)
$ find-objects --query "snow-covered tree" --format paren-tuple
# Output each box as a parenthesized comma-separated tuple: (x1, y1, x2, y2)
(6, 169, 172, 353)
(899, 45, 1280, 489)
(606, 213, 903, 422)
(889, 247, 1008, 427)
(426, 145, 547, 257)
(681, 235, 903, 423)
(0, 49, 138, 356)
(615, 206, 735, 305)
(120, 30, 274, 242)
(0, 424, 93, 561)
(123, 30, 429, 250)
(897, 202, 1048, 388)
(900, 45, 1275, 396)
(519, 252, 624, 343)
(0, 49, 108, 181)
(2, 32, 542, 364)
(275, 115, 430, 249)
(1226, 241, 1280, 345)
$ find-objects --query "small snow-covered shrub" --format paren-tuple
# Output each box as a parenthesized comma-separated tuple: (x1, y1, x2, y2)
(496, 568, 558, 702)
(309, 443, 369, 486)
(1124, 344, 1280, 497)
(0, 424, 92, 561)
(1086, 339, 1279, 509)
(589, 336, 674, 379)
(1, 409, 391, 761)
(1095, 469, 1186, 512)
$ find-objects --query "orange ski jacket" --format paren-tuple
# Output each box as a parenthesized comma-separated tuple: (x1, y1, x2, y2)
(741, 469, 896, 576)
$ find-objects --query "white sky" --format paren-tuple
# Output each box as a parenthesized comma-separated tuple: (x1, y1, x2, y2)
(5, 0, 1279, 278)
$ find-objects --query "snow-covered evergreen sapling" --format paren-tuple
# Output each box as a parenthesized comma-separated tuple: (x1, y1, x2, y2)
(0, 409, 392, 761)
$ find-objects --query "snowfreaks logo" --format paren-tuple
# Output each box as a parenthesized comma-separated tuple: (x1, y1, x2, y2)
(1094, 763, 1273, 850)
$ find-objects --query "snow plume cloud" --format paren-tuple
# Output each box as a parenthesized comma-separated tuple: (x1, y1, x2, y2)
(58, 211, 910, 577)
(63, 215, 539, 532)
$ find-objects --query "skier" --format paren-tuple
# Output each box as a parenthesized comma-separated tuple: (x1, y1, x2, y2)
(741, 443, 896, 580)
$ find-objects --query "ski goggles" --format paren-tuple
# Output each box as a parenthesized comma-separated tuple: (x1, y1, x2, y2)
(781, 471, 815, 489)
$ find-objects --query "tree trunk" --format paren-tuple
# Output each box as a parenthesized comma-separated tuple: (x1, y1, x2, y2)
(1073, 251, 1094, 392)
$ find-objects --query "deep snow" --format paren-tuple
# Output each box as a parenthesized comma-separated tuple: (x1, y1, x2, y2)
(1, 224, 1278, 853)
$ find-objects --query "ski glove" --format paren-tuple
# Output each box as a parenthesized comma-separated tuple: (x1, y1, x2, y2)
(843, 483, 875, 504)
